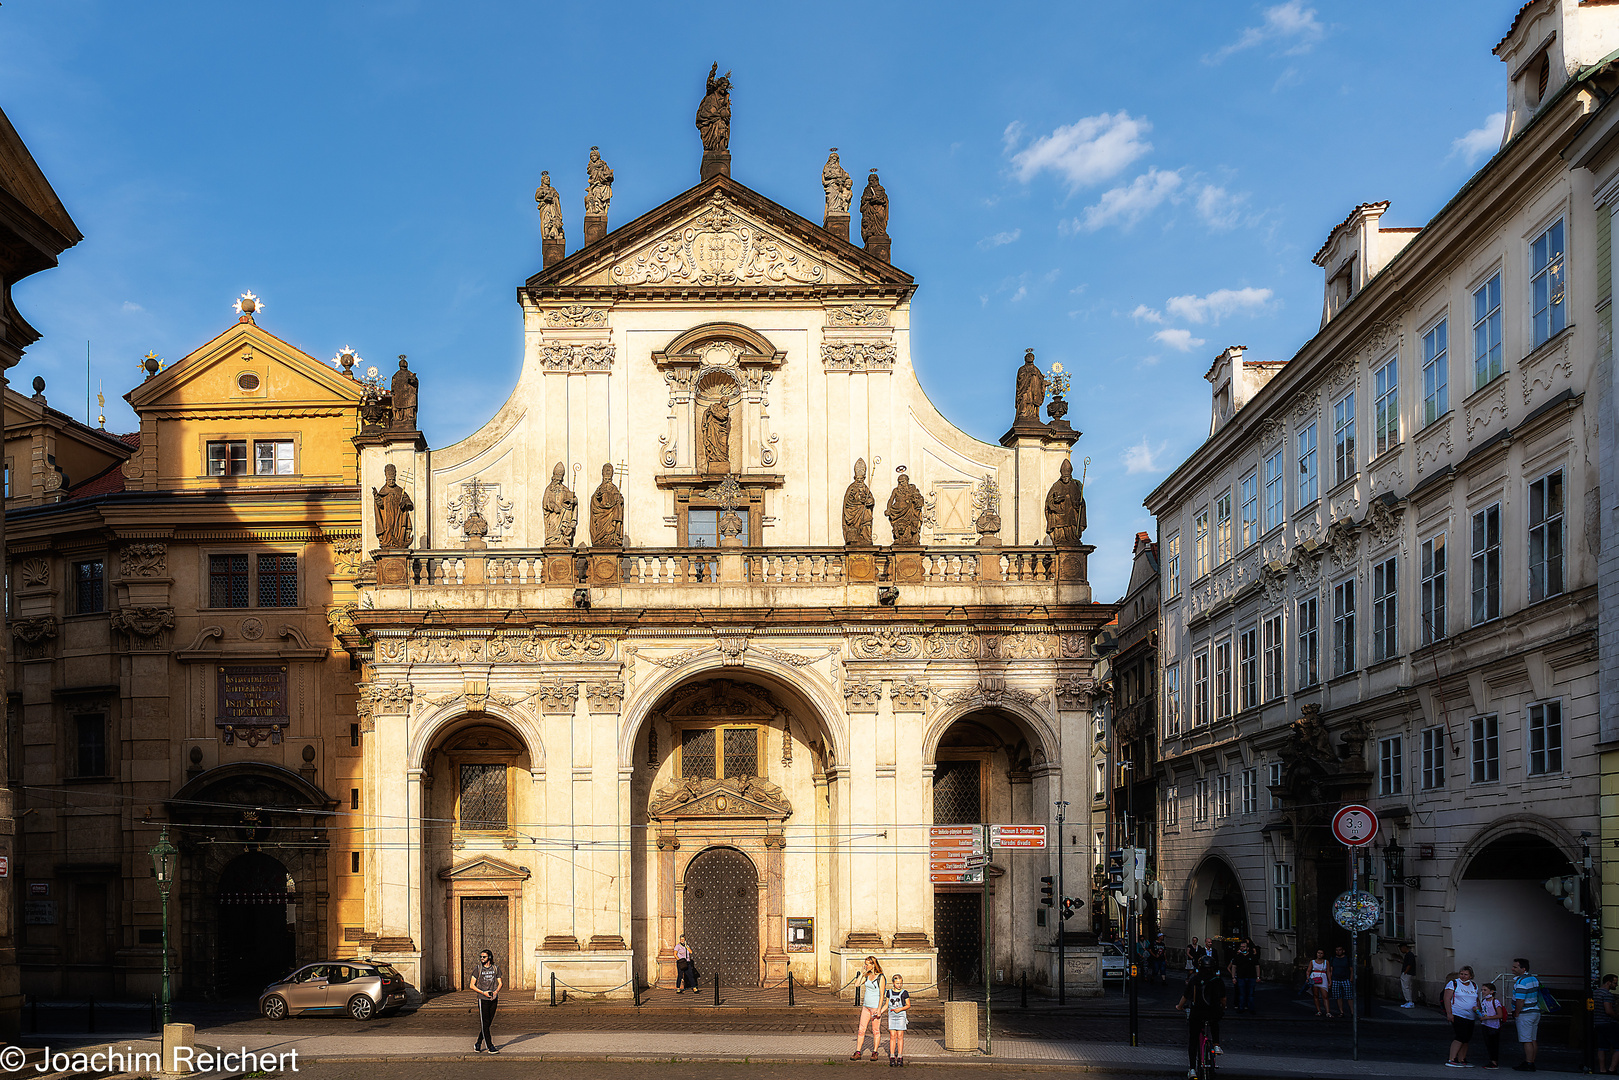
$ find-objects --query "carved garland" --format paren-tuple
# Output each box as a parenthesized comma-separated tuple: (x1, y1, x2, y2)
(544, 305, 609, 328)
(821, 343, 897, 372)
(826, 304, 889, 327)
(538, 343, 615, 372)
(119, 543, 168, 578)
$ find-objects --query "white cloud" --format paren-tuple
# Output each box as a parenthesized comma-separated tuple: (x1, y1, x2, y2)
(1010, 285, 1028, 303)
(1207, 2, 1325, 63)
(1070, 283, 1089, 296)
(121, 301, 144, 313)
(1194, 183, 1249, 232)
(1131, 304, 1165, 325)
(1164, 287, 1274, 325)
(1070, 168, 1183, 232)
(1124, 437, 1171, 475)
(1137, 354, 1163, 369)
(1451, 112, 1506, 166)
(978, 228, 1021, 249)
(1152, 328, 1207, 352)
(1008, 112, 1153, 190)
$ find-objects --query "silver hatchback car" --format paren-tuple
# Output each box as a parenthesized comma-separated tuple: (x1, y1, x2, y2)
(259, 961, 410, 1021)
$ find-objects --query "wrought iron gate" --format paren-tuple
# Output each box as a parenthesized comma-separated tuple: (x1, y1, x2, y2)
(683, 847, 760, 987)
(460, 898, 509, 985)
(934, 892, 982, 985)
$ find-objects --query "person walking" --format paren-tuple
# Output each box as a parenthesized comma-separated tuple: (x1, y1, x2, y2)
(1329, 944, 1354, 1018)
(1185, 936, 1203, 978)
(1443, 965, 1480, 1068)
(1478, 982, 1506, 1070)
(1151, 933, 1169, 985)
(1400, 943, 1418, 1008)
(1308, 948, 1331, 1017)
(850, 956, 886, 1061)
(675, 934, 696, 993)
(885, 973, 911, 1066)
(470, 949, 503, 1054)
(1594, 973, 1618, 1074)
(1508, 957, 1540, 1071)
(1176, 953, 1227, 1080)
(1228, 941, 1260, 1013)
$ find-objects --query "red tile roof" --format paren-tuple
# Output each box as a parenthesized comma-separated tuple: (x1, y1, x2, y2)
(62, 433, 136, 499)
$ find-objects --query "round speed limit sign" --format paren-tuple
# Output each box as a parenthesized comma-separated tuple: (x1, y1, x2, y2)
(1331, 804, 1379, 847)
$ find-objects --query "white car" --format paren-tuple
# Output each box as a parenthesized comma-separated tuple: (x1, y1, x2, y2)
(1099, 942, 1129, 982)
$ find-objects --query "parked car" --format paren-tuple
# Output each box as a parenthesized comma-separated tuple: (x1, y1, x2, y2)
(1099, 941, 1129, 982)
(260, 961, 411, 1021)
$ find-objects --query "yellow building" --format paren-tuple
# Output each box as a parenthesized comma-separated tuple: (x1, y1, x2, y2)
(5, 303, 368, 997)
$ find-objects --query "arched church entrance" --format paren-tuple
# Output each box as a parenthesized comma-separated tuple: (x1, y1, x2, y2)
(683, 847, 761, 987)
(217, 852, 296, 992)
(1186, 856, 1249, 945)
(1453, 827, 1582, 987)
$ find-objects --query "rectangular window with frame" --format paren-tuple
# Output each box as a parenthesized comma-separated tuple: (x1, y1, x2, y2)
(1273, 862, 1295, 931)
(1164, 664, 1181, 737)
(257, 554, 298, 608)
(73, 559, 105, 615)
(457, 763, 508, 831)
(680, 728, 716, 778)
(1094, 761, 1106, 799)
(1421, 726, 1446, 789)
(351, 852, 361, 874)
(209, 554, 250, 608)
(1298, 422, 1319, 505)
(1421, 534, 1447, 644)
(1238, 625, 1258, 712)
(687, 508, 750, 548)
(1423, 318, 1449, 425)
(1216, 491, 1233, 564)
(1214, 639, 1233, 721)
(1263, 448, 1285, 532)
(722, 727, 760, 779)
(1195, 508, 1211, 578)
(680, 726, 760, 780)
(1374, 357, 1399, 457)
(1383, 884, 1407, 939)
(1470, 714, 1499, 783)
(1240, 471, 1259, 549)
(75, 714, 107, 777)
(1241, 767, 1259, 815)
(1332, 577, 1357, 676)
(207, 439, 249, 477)
(1195, 778, 1209, 823)
(1379, 735, 1403, 796)
(1333, 391, 1356, 486)
(1165, 533, 1181, 599)
(1165, 787, 1180, 828)
(1297, 596, 1319, 688)
(1473, 273, 1503, 388)
(1528, 470, 1565, 603)
(1527, 700, 1563, 776)
(1194, 651, 1211, 726)
(1263, 613, 1283, 701)
(1531, 218, 1566, 347)
(1372, 555, 1398, 662)
(1471, 504, 1501, 624)
(1215, 773, 1232, 818)
(254, 440, 295, 476)
(1268, 762, 1283, 810)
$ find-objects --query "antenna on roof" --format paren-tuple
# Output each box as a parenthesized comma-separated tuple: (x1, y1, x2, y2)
(86, 340, 91, 426)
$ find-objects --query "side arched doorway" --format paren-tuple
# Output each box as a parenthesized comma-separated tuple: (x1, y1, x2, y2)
(683, 847, 761, 987)
(1186, 857, 1249, 945)
(217, 852, 296, 992)
(1453, 829, 1582, 985)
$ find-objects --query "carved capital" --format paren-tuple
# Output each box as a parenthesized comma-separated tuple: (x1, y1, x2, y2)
(889, 676, 931, 711)
(586, 680, 626, 712)
(844, 678, 882, 712)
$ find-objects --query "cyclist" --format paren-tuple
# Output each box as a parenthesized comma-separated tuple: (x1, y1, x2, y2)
(1176, 953, 1227, 1079)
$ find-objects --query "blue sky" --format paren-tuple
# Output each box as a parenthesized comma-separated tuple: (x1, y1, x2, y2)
(2, 2, 1520, 599)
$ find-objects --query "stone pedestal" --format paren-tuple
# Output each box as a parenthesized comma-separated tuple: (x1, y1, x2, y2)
(865, 235, 891, 263)
(543, 239, 565, 268)
(583, 214, 607, 246)
(374, 549, 410, 587)
(891, 547, 925, 584)
(544, 552, 576, 585)
(534, 949, 636, 1001)
(833, 947, 938, 999)
(719, 533, 745, 582)
(975, 539, 1003, 580)
(163, 1023, 196, 1073)
(588, 552, 621, 586)
(846, 548, 877, 583)
(824, 213, 850, 242)
(462, 554, 485, 585)
(1036, 943, 1106, 997)
(1055, 545, 1090, 583)
(700, 150, 731, 181)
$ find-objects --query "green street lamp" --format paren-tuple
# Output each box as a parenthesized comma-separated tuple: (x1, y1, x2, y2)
(148, 826, 178, 1025)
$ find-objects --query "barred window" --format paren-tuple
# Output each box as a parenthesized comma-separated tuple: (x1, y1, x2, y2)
(680, 728, 717, 779)
(723, 727, 759, 779)
(458, 764, 507, 831)
(209, 554, 249, 608)
(73, 560, 105, 615)
(258, 554, 298, 607)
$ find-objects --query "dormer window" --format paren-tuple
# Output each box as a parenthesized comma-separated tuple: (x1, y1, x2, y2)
(207, 438, 297, 476)
(207, 440, 248, 476)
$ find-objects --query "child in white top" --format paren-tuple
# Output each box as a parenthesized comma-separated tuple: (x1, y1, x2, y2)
(885, 974, 911, 1066)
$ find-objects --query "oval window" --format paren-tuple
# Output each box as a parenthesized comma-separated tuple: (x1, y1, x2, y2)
(237, 372, 261, 392)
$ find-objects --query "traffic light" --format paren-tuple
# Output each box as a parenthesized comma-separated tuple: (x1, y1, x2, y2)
(1040, 876, 1055, 907)
(1106, 849, 1125, 891)
(1545, 875, 1581, 913)
(1120, 848, 1138, 898)
(1061, 896, 1076, 921)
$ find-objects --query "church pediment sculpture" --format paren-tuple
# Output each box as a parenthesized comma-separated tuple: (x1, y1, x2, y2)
(649, 774, 792, 821)
(611, 194, 829, 287)
(438, 856, 532, 882)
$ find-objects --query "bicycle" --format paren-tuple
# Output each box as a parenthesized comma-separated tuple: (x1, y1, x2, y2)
(1191, 1012, 1219, 1080)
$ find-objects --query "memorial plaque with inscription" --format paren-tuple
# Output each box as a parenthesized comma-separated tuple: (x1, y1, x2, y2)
(217, 664, 289, 747)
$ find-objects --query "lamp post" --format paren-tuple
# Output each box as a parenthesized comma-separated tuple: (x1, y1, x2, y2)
(148, 826, 177, 1025)
(1055, 799, 1069, 1006)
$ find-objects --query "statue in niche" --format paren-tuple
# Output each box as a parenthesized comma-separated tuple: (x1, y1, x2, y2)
(535, 172, 565, 241)
(695, 63, 732, 152)
(589, 463, 624, 548)
(584, 147, 613, 216)
(1014, 348, 1045, 421)
(822, 149, 852, 216)
(860, 169, 889, 245)
(543, 462, 578, 548)
(701, 396, 732, 472)
(842, 458, 875, 546)
(1044, 457, 1086, 545)
(886, 472, 925, 546)
(390, 356, 418, 430)
(372, 463, 414, 549)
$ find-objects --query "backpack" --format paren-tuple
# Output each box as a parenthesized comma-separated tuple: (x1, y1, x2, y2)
(1539, 988, 1561, 1014)
(1189, 974, 1224, 1009)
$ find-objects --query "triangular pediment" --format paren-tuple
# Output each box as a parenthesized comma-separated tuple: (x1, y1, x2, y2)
(648, 774, 793, 821)
(526, 175, 913, 292)
(437, 856, 532, 882)
(126, 318, 366, 412)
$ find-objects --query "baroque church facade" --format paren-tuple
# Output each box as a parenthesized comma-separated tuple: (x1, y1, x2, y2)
(337, 80, 1109, 997)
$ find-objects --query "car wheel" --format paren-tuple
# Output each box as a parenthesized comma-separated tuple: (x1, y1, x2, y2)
(262, 995, 289, 1021)
(347, 994, 376, 1021)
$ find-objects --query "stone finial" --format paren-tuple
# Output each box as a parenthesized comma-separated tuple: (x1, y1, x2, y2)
(233, 291, 262, 322)
(30, 375, 45, 402)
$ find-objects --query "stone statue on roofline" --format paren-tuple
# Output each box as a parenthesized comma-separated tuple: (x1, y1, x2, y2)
(585, 147, 613, 217)
(536, 171, 565, 242)
(842, 458, 874, 546)
(696, 63, 732, 152)
(373, 464, 414, 550)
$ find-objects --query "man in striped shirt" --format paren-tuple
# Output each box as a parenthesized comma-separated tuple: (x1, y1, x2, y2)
(1508, 957, 1540, 1072)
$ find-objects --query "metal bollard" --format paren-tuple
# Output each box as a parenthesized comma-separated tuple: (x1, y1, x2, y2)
(787, 971, 795, 1007)
(713, 972, 720, 1007)
(150, 994, 159, 1033)
(947, 971, 954, 1002)
(633, 978, 641, 1008)
(550, 972, 557, 1007)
